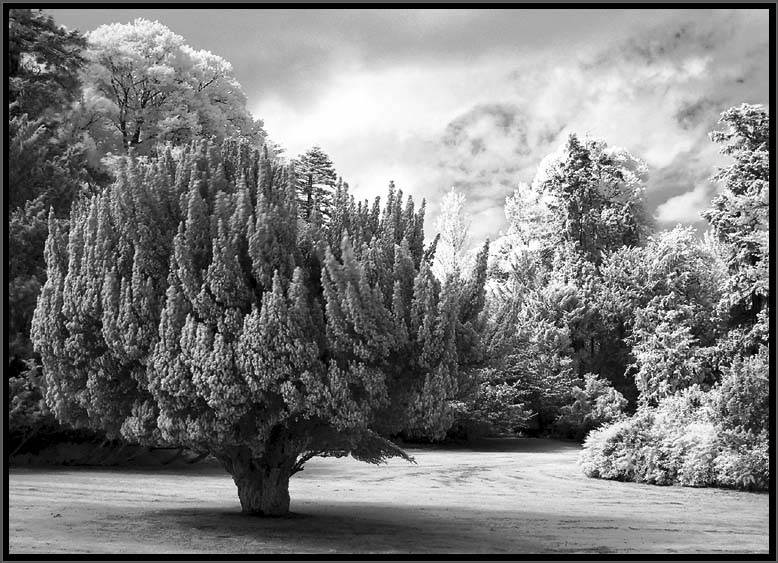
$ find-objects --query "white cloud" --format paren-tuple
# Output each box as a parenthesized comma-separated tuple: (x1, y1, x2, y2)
(655, 184, 712, 224)
(253, 56, 525, 207)
(248, 9, 768, 246)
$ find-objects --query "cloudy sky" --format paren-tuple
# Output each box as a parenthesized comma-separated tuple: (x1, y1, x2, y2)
(50, 8, 770, 246)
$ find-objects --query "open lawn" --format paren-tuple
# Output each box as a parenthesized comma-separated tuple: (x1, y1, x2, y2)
(7, 438, 769, 555)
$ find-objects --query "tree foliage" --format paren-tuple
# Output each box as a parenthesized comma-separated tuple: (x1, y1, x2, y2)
(580, 104, 770, 491)
(448, 368, 533, 440)
(8, 8, 86, 119)
(486, 275, 589, 432)
(599, 226, 727, 405)
(701, 104, 769, 343)
(580, 378, 769, 491)
(555, 373, 627, 441)
(481, 135, 655, 434)
(432, 188, 471, 281)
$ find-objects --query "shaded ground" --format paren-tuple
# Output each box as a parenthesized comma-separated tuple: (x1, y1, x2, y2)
(7, 438, 769, 554)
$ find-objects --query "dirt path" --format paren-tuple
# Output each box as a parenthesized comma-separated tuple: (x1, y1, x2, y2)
(7, 438, 769, 554)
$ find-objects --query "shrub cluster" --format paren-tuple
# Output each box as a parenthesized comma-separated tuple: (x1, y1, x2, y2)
(579, 348, 769, 491)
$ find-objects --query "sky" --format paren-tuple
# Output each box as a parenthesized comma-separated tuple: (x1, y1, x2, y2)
(49, 8, 771, 247)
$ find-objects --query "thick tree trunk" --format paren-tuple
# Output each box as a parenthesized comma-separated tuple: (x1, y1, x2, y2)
(219, 445, 297, 516)
(234, 464, 291, 516)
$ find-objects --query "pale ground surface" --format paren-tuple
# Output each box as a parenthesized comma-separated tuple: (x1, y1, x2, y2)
(8, 438, 769, 555)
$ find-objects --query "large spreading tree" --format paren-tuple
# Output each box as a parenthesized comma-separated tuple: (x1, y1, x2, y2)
(32, 138, 482, 515)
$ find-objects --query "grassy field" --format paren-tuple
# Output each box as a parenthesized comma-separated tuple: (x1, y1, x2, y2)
(7, 438, 769, 555)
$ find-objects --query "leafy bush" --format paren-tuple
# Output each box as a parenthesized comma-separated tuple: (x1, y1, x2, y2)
(713, 429, 769, 491)
(577, 412, 653, 481)
(579, 385, 768, 491)
(673, 421, 720, 487)
(555, 372, 627, 440)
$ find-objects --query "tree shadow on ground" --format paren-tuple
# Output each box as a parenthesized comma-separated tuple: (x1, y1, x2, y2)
(146, 497, 769, 554)
(146, 502, 608, 554)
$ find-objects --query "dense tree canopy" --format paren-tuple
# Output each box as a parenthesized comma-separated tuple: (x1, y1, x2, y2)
(7, 8, 95, 211)
(7, 13, 264, 456)
(599, 227, 727, 405)
(580, 105, 770, 491)
(482, 134, 656, 426)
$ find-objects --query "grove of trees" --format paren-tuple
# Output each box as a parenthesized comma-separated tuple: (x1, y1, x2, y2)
(578, 105, 770, 490)
(8, 10, 771, 517)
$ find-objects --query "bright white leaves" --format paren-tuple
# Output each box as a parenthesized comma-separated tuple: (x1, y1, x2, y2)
(432, 187, 470, 282)
(83, 19, 260, 153)
(504, 181, 556, 250)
